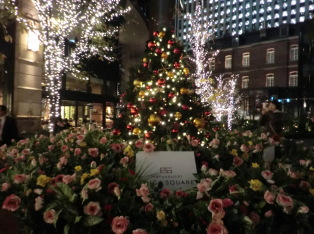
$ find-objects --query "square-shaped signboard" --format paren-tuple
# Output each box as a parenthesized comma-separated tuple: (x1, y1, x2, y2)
(136, 151, 197, 191)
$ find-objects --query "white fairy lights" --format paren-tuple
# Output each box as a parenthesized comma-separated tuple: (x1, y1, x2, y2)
(5, 0, 130, 131)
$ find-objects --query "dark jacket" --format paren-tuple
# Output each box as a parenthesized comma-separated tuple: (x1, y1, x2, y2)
(0, 116, 19, 146)
(259, 110, 284, 136)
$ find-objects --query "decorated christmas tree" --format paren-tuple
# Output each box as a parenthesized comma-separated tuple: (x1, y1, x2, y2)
(114, 28, 214, 146)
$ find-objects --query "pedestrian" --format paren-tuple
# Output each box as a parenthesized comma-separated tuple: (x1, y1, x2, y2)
(53, 117, 65, 135)
(0, 105, 19, 146)
(259, 100, 284, 137)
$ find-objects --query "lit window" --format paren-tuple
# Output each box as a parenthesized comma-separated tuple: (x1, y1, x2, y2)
(266, 48, 275, 64)
(28, 30, 40, 52)
(289, 71, 298, 86)
(242, 76, 249, 88)
(290, 45, 298, 61)
(242, 52, 250, 67)
(266, 74, 274, 87)
(225, 55, 232, 69)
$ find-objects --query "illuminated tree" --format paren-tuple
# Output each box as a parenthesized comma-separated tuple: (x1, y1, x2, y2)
(114, 28, 214, 146)
(2, 0, 129, 131)
(184, 0, 239, 129)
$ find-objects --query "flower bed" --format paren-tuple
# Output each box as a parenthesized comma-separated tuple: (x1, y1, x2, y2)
(0, 128, 313, 233)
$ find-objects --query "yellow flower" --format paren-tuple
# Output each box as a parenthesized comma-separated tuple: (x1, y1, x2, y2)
(230, 149, 238, 157)
(156, 210, 166, 221)
(242, 152, 249, 161)
(248, 141, 253, 145)
(310, 189, 314, 195)
(80, 173, 89, 184)
(252, 163, 260, 168)
(123, 145, 134, 157)
(36, 175, 51, 187)
(79, 142, 87, 147)
(248, 179, 263, 191)
(75, 165, 82, 171)
(90, 169, 99, 177)
(310, 167, 314, 171)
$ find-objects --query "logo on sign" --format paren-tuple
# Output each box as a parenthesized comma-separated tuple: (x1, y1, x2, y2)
(160, 167, 172, 173)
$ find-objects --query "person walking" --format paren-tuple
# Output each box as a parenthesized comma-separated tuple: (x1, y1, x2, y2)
(0, 105, 19, 146)
(259, 100, 284, 137)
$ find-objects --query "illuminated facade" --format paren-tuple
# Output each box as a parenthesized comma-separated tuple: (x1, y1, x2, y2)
(175, 0, 314, 44)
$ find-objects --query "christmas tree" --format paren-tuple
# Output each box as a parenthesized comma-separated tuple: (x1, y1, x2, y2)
(114, 28, 214, 146)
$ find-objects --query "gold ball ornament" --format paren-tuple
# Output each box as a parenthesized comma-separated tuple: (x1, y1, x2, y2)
(148, 114, 161, 126)
(132, 128, 141, 135)
(142, 57, 148, 63)
(183, 68, 190, 75)
(161, 52, 168, 59)
(139, 90, 146, 98)
(180, 87, 188, 95)
(187, 89, 194, 95)
(167, 71, 174, 78)
(159, 31, 166, 38)
(133, 79, 142, 88)
(193, 118, 206, 129)
(174, 112, 182, 120)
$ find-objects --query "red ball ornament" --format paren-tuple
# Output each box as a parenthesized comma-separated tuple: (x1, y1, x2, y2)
(159, 109, 168, 116)
(205, 132, 211, 138)
(204, 111, 211, 116)
(149, 97, 157, 103)
(182, 104, 189, 111)
(153, 31, 159, 37)
(112, 129, 121, 136)
(157, 78, 166, 86)
(146, 85, 151, 90)
(126, 125, 133, 131)
(171, 129, 179, 133)
(143, 63, 148, 67)
(130, 107, 139, 115)
(126, 103, 133, 109)
(145, 131, 152, 138)
(148, 41, 156, 49)
(173, 48, 181, 54)
(155, 48, 163, 54)
(174, 62, 181, 68)
(168, 92, 175, 99)
(153, 70, 159, 75)
(168, 40, 174, 45)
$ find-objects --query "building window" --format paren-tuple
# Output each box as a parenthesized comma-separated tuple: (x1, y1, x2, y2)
(289, 71, 298, 86)
(225, 55, 232, 69)
(266, 48, 275, 64)
(28, 30, 40, 52)
(242, 76, 249, 88)
(242, 52, 250, 67)
(290, 45, 299, 61)
(266, 73, 274, 87)
(209, 58, 215, 71)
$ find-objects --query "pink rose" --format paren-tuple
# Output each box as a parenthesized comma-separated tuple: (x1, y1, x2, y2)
(261, 132, 267, 140)
(142, 142, 156, 152)
(43, 209, 56, 224)
(87, 178, 102, 190)
(62, 175, 75, 184)
(253, 144, 263, 153)
(197, 178, 212, 193)
(132, 229, 148, 234)
(240, 144, 249, 153)
(1, 182, 11, 191)
(264, 190, 276, 204)
(108, 182, 119, 194)
(111, 216, 129, 234)
(248, 211, 260, 225)
(35, 196, 44, 211)
(135, 140, 143, 148)
(77, 135, 85, 141)
(144, 203, 154, 212)
(222, 198, 233, 208)
(208, 169, 219, 176)
(233, 156, 243, 167)
(100, 137, 107, 144)
(299, 180, 311, 191)
(114, 186, 121, 198)
(136, 184, 150, 197)
(219, 169, 236, 178)
(261, 170, 273, 180)
(120, 156, 129, 167)
(59, 156, 68, 165)
(160, 188, 171, 199)
(81, 188, 88, 200)
(190, 139, 199, 147)
(22, 148, 30, 155)
(276, 194, 294, 207)
(208, 199, 226, 220)
(207, 221, 228, 234)
(61, 145, 69, 152)
(111, 143, 122, 153)
(298, 206, 309, 214)
(264, 210, 273, 217)
(83, 201, 101, 216)
(74, 148, 82, 156)
(2, 194, 21, 211)
(88, 148, 99, 157)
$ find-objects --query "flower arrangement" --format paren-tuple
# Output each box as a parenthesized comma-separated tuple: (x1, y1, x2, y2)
(0, 127, 313, 234)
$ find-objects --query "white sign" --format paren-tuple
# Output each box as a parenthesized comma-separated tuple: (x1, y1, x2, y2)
(136, 151, 197, 191)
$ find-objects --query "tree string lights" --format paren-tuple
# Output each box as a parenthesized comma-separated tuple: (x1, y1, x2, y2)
(183, 0, 239, 129)
(4, 0, 130, 132)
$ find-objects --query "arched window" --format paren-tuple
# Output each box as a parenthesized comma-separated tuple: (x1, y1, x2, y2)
(290, 45, 298, 61)
(242, 76, 249, 88)
(289, 71, 298, 86)
(266, 48, 275, 64)
(242, 52, 250, 67)
(266, 73, 274, 87)
(225, 55, 232, 69)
